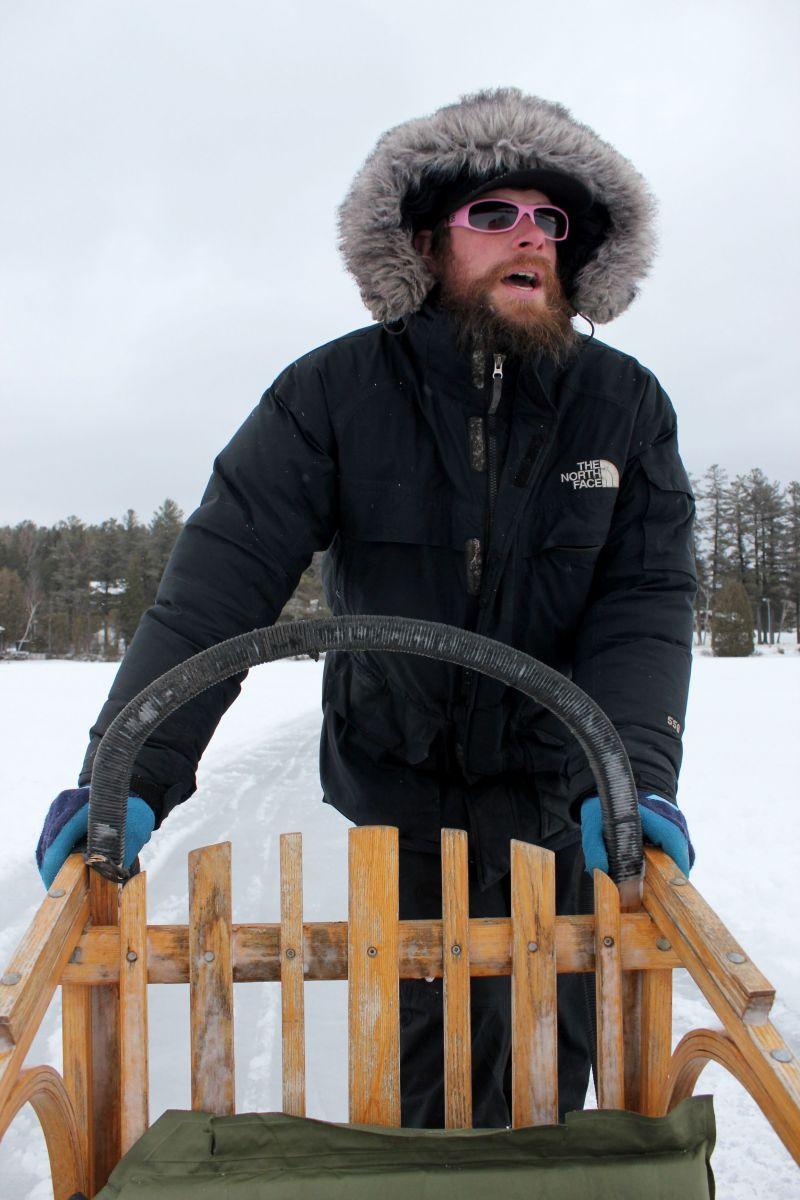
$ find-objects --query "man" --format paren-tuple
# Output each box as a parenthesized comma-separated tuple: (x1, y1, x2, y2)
(36, 88, 696, 1127)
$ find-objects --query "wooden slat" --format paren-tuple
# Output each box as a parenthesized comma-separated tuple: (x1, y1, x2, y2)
(441, 829, 471, 1129)
(643, 846, 774, 1024)
(0, 855, 90, 1178)
(0, 854, 88, 1060)
(280, 833, 305, 1117)
(348, 826, 400, 1126)
(189, 843, 235, 1115)
(119, 871, 148, 1151)
(621, 970, 643, 1111)
(61, 983, 93, 1183)
(639, 969, 673, 1116)
(620, 881, 647, 1112)
(594, 869, 625, 1109)
(63, 912, 682, 984)
(511, 841, 558, 1127)
(89, 868, 122, 1193)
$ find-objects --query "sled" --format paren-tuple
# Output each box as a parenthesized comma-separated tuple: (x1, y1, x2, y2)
(1, 617, 798, 1196)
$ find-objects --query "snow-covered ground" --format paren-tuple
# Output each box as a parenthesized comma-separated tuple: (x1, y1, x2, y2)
(0, 649, 798, 1196)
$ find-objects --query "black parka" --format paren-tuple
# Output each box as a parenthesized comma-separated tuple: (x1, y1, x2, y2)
(80, 298, 696, 885)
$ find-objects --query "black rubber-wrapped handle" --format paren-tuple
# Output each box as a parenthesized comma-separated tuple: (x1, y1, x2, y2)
(87, 616, 643, 887)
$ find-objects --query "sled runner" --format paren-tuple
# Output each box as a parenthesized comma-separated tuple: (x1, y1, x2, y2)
(1, 617, 798, 1196)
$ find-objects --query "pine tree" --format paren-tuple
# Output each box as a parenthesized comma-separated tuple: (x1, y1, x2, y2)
(696, 465, 733, 643)
(90, 518, 126, 658)
(726, 477, 750, 586)
(118, 548, 151, 647)
(784, 482, 800, 643)
(50, 516, 93, 655)
(739, 469, 785, 642)
(0, 567, 27, 648)
(148, 499, 184, 590)
(711, 579, 754, 657)
(118, 512, 152, 648)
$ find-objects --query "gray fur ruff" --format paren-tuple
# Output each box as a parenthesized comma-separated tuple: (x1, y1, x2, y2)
(337, 88, 657, 325)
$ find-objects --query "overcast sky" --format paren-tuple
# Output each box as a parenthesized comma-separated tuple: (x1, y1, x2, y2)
(2, 0, 798, 526)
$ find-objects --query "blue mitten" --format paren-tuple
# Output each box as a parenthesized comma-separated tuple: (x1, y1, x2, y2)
(581, 791, 694, 878)
(36, 786, 155, 889)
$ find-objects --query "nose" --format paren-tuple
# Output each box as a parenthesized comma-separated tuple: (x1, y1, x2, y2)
(512, 212, 548, 250)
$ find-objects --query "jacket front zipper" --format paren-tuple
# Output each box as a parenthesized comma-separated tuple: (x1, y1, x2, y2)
(486, 353, 505, 530)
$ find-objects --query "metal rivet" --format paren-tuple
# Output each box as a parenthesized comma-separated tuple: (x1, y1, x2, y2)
(656, 937, 672, 952)
(727, 952, 747, 965)
(285, 948, 296, 960)
(670, 875, 688, 886)
(48, 888, 66, 899)
(451, 944, 462, 957)
(527, 941, 538, 953)
(770, 1048, 793, 1063)
(126, 950, 138, 963)
(203, 951, 215, 963)
(367, 946, 378, 957)
(1, 973, 21, 986)
(603, 936, 615, 948)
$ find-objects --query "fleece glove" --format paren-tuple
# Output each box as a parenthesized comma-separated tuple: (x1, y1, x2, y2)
(36, 786, 155, 889)
(581, 791, 694, 879)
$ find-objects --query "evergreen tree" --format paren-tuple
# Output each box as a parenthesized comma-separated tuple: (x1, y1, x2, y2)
(739, 469, 785, 642)
(726, 477, 750, 586)
(118, 548, 152, 647)
(50, 516, 93, 655)
(0, 567, 27, 648)
(90, 518, 125, 657)
(711, 579, 754, 657)
(149, 499, 184, 589)
(695, 465, 732, 642)
(784, 482, 800, 643)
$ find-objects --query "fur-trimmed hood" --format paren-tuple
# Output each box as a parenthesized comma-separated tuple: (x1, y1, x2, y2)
(337, 88, 657, 325)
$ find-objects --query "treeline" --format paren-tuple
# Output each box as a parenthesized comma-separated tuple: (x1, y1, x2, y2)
(0, 500, 330, 659)
(0, 501, 187, 658)
(0, 465, 797, 659)
(692, 467, 799, 645)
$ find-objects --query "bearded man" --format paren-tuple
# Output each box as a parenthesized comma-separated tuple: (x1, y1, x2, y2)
(37, 89, 697, 1128)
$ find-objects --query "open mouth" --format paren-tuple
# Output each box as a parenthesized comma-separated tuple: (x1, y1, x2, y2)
(502, 271, 541, 293)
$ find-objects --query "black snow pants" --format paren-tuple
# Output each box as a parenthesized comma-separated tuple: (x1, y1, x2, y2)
(398, 838, 595, 1128)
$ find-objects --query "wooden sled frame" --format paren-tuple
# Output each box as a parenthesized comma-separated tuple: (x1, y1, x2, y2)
(1, 831, 798, 1198)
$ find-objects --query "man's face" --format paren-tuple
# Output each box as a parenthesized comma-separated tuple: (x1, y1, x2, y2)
(414, 187, 578, 361)
(441, 187, 559, 307)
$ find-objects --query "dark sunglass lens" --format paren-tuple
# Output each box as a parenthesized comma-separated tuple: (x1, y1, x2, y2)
(467, 200, 518, 231)
(534, 207, 568, 239)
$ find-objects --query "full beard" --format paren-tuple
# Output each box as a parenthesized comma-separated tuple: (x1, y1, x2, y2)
(433, 248, 580, 366)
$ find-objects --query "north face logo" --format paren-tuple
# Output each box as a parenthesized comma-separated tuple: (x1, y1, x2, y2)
(560, 459, 620, 490)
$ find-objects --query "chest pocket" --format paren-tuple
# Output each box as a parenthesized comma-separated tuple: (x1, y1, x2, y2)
(639, 444, 696, 575)
(525, 492, 617, 564)
(340, 477, 465, 548)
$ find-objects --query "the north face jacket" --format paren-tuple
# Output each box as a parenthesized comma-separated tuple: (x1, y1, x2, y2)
(78, 89, 696, 885)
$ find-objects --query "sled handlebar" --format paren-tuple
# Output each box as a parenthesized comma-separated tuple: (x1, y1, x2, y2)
(86, 616, 643, 899)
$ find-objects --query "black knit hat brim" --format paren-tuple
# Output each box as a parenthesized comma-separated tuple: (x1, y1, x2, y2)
(404, 167, 593, 233)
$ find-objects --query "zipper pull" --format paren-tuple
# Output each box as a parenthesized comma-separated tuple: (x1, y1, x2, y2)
(489, 354, 504, 415)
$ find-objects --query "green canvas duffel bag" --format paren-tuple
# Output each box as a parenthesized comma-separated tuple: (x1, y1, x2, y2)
(96, 1095, 715, 1199)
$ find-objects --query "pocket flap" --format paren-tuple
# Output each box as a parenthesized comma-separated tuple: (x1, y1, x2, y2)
(639, 444, 693, 495)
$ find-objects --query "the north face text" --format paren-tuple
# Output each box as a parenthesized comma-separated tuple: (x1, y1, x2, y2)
(560, 459, 620, 489)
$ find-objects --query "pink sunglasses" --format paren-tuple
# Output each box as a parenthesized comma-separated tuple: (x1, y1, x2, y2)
(447, 197, 570, 241)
